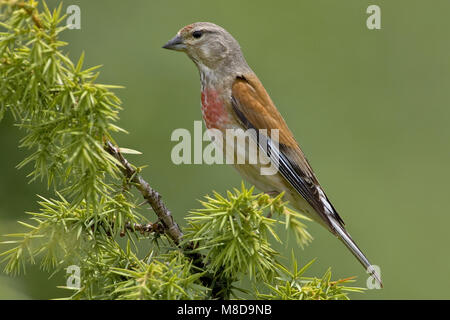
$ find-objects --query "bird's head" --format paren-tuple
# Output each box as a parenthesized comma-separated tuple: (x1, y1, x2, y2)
(163, 22, 249, 73)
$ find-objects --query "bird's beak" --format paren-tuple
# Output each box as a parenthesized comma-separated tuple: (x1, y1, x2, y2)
(162, 34, 186, 51)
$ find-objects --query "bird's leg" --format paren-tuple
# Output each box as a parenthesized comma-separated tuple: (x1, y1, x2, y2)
(265, 190, 280, 218)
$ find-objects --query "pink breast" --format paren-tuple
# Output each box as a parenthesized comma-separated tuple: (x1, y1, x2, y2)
(201, 89, 229, 129)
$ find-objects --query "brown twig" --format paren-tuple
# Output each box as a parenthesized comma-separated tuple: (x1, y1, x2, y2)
(3, 0, 44, 29)
(121, 221, 165, 237)
(104, 141, 229, 298)
(104, 141, 184, 245)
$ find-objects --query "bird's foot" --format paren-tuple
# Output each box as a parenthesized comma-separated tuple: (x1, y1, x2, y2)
(264, 191, 280, 218)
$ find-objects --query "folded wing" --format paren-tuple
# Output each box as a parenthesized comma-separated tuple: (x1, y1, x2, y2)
(230, 75, 345, 229)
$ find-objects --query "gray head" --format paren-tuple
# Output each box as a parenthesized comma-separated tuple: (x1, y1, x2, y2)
(163, 22, 250, 74)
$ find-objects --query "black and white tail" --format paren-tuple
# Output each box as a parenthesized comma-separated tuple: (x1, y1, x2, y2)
(328, 216, 383, 288)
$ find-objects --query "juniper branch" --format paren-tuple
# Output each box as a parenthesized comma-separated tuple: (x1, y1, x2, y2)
(104, 141, 183, 244)
(11, 0, 43, 28)
(122, 222, 164, 236)
(104, 141, 231, 298)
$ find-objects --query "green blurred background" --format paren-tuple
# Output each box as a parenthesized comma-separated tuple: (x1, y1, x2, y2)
(1, 0, 449, 299)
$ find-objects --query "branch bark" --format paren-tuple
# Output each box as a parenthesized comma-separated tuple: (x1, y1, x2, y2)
(4, 1, 44, 29)
(104, 141, 183, 245)
(104, 141, 229, 298)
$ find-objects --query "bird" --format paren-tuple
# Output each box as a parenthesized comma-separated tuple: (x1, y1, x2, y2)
(163, 22, 382, 287)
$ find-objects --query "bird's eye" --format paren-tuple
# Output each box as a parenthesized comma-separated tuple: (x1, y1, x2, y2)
(192, 31, 203, 39)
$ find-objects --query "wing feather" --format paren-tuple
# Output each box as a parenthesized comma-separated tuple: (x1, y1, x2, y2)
(231, 75, 345, 227)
